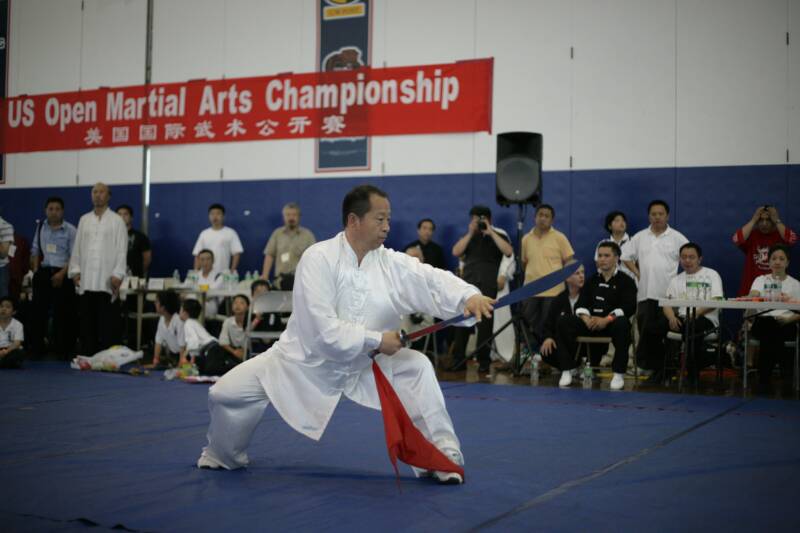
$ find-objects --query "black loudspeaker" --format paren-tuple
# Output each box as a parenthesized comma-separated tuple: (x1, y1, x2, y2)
(496, 132, 542, 206)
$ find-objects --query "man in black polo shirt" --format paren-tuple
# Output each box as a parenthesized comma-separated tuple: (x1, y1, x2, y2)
(117, 204, 151, 278)
(404, 218, 447, 271)
(449, 206, 513, 373)
(555, 241, 636, 390)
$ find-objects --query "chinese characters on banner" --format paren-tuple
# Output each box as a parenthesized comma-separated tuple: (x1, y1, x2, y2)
(317, 0, 371, 171)
(0, 59, 493, 154)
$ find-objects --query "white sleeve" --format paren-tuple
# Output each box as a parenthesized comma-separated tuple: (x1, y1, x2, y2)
(183, 321, 200, 351)
(112, 217, 128, 280)
(621, 234, 637, 262)
(68, 217, 84, 277)
(219, 318, 232, 346)
(13, 320, 24, 342)
(230, 229, 244, 255)
(665, 275, 681, 299)
(787, 277, 800, 300)
(750, 275, 765, 295)
(498, 253, 515, 280)
(293, 249, 383, 363)
(385, 248, 481, 319)
(154, 317, 165, 345)
(711, 271, 724, 299)
(192, 231, 205, 256)
(176, 319, 187, 348)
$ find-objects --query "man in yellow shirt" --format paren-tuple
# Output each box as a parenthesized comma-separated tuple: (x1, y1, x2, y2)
(521, 204, 575, 351)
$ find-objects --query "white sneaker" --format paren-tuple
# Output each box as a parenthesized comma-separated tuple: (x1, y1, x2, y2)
(432, 448, 464, 485)
(196, 452, 224, 470)
(559, 370, 573, 388)
(610, 373, 625, 391)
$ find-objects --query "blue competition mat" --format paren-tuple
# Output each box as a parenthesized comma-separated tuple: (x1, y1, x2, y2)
(0, 363, 798, 532)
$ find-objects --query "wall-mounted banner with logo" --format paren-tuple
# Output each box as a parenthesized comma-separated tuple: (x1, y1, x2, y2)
(0, 0, 9, 184)
(0, 59, 493, 155)
(317, 0, 371, 171)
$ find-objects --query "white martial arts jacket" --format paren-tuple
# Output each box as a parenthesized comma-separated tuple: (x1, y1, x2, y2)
(256, 232, 480, 440)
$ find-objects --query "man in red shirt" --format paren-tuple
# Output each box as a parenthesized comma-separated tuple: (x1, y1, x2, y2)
(732, 206, 797, 296)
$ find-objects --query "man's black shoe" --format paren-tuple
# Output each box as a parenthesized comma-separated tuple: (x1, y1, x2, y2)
(446, 359, 467, 372)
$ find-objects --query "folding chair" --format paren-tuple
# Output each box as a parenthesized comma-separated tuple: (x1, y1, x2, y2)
(244, 291, 293, 359)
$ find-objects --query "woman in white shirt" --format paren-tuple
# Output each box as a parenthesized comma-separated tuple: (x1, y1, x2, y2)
(748, 244, 800, 388)
(595, 211, 635, 281)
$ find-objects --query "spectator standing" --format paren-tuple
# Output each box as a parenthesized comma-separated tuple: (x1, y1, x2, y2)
(193, 204, 244, 275)
(450, 205, 513, 373)
(733, 205, 797, 296)
(68, 183, 127, 356)
(404, 218, 447, 271)
(520, 204, 575, 349)
(116, 204, 151, 278)
(261, 202, 315, 290)
(622, 200, 688, 373)
(595, 210, 636, 281)
(30, 197, 77, 358)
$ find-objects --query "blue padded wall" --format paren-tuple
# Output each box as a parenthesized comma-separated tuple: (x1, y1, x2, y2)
(2, 165, 798, 302)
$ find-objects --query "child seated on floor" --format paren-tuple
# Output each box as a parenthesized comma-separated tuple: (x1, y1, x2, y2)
(219, 294, 249, 362)
(180, 299, 241, 376)
(0, 297, 24, 369)
(151, 291, 185, 368)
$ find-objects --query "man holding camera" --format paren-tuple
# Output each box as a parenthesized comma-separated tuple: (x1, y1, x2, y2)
(450, 206, 513, 373)
(521, 204, 575, 351)
(732, 205, 797, 296)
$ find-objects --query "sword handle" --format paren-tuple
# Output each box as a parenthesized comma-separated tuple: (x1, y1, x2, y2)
(369, 329, 409, 359)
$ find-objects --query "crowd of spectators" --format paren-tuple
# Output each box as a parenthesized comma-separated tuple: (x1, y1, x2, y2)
(0, 184, 797, 391)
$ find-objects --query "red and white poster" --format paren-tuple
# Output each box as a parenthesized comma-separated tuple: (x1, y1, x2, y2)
(0, 58, 493, 154)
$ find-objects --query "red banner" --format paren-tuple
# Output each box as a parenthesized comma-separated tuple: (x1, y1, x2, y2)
(0, 59, 493, 154)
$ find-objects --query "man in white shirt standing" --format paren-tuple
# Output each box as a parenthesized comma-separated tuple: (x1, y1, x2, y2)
(661, 243, 724, 382)
(68, 183, 128, 357)
(622, 200, 689, 374)
(196, 185, 494, 485)
(192, 204, 243, 275)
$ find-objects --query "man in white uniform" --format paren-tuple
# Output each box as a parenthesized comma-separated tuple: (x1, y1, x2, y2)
(197, 185, 493, 484)
(68, 183, 128, 356)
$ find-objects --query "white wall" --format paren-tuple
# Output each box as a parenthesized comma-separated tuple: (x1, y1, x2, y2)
(4, 0, 797, 188)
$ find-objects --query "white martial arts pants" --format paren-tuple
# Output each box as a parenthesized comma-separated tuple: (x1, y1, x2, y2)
(199, 349, 461, 470)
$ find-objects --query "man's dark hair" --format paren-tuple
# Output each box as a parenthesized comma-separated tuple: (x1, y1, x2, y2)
(597, 240, 621, 257)
(181, 299, 203, 319)
(680, 242, 703, 257)
(469, 205, 491, 219)
(156, 291, 180, 315)
(536, 204, 555, 218)
(342, 184, 388, 227)
(768, 243, 790, 262)
(0, 296, 16, 310)
(197, 248, 215, 260)
(117, 204, 134, 217)
(604, 210, 627, 232)
(648, 199, 670, 214)
(45, 196, 64, 209)
(208, 203, 226, 214)
(250, 279, 270, 296)
(417, 218, 436, 230)
(232, 294, 250, 308)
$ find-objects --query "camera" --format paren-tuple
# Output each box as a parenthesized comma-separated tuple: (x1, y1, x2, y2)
(477, 216, 487, 231)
